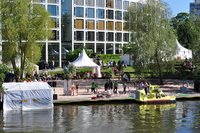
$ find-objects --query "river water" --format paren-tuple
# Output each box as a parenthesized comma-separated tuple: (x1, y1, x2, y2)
(0, 100, 200, 133)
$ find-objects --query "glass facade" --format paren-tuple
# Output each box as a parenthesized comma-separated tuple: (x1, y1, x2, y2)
(97, 32, 105, 41)
(75, 0, 84, 5)
(96, 0, 105, 7)
(96, 9, 104, 19)
(116, 11, 122, 20)
(60, 0, 136, 58)
(75, 31, 84, 41)
(107, 10, 114, 19)
(86, 0, 95, 6)
(107, 21, 114, 30)
(115, 0, 122, 9)
(86, 8, 95, 18)
(75, 7, 84, 17)
(97, 20, 104, 30)
(87, 32, 95, 41)
(107, 32, 114, 41)
(87, 20, 95, 29)
(107, 0, 114, 8)
(48, 5, 58, 16)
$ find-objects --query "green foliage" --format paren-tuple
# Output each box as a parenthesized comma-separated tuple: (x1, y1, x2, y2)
(0, 64, 11, 94)
(98, 54, 121, 63)
(105, 71, 112, 79)
(0, 0, 53, 78)
(63, 64, 76, 80)
(171, 13, 200, 59)
(125, 0, 176, 84)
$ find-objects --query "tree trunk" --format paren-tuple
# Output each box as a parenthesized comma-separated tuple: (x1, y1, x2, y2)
(64, 79, 71, 95)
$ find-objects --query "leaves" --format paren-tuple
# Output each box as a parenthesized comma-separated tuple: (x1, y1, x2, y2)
(0, 0, 54, 78)
(125, 0, 176, 84)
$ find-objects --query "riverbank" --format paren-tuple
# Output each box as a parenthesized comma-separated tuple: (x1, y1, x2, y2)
(52, 78, 200, 105)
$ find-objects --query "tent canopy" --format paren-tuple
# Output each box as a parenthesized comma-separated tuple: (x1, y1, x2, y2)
(175, 40, 192, 59)
(3, 82, 53, 111)
(71, 49, 98, 68)
(71, 49, 101, 77)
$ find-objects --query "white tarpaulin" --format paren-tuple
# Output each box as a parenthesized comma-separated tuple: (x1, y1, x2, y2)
(2, 82, 53, 111)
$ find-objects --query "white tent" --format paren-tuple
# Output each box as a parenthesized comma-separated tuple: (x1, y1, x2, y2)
(2, 82, 53, 111)
(72, 49, 101, 77)
(120, 40, 193, 66)
(174, 40, 192, 60)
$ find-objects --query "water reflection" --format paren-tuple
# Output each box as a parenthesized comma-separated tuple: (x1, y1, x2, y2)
(3, 109, 53, 133)
(0, 101, 200, 133)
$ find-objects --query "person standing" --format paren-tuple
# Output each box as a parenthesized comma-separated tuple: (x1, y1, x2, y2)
(71, 83, 75, 96)
(76, 83, 79, 95)
(95, 83, 99, 94)
(123, 82, 127, 94)
(51, 60, 55, 70)
(114, 81, 118, 93)
(91, 82, 95, 94)
(104, 80, 109, 91)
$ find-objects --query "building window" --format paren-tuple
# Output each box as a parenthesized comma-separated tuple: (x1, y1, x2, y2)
(86, 8, 95, 18)
(115, 33, 122, 42)
(75, 19, 84, 29)
(87, 31, 95, 41)
(97, 20, 104, 30)
(75, 0, 84, 5)
(75, 7, 84, 17)
(50, 30, 59, 40)
(97, 32, 104, 41)
(76, 31, 84, 41)
(96, 0, 105, 7)
(123, 1, 129, 9)
(86, 0, 95, 6)
(130, 2, 136, 8)
(115, 0, 122, 9)
(123, 33, 129, 42)
(48, 0, 58, 3)
(107, 21, 114, 30)
(115, 22, 122, 31)
(96, 9, 104, 19)
(48, 5, 58, 16)
(115, 11, 122, 20)
(123, 22, 128, 31)
(107, 32, 114, 41)
(87, 20, 95, 29)
(123, 11, 128, 20)
(106, 0, 114, 8)
(107, 10, 113, 19)
(51, 17, 59, 28)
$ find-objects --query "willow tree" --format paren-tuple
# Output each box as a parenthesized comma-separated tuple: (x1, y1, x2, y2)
(125, 0, 177, 85)
(0, 0, 53, 78)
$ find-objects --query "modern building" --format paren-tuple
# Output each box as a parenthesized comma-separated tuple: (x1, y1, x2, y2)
(60, 0, 143, 65)
(190, 0, 200, 17)
(1, 0, 145, 69)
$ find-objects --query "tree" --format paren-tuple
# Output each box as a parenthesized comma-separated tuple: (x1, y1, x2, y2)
(0, 64, 11, 94)
(0, 0, 53, 78)
(63, 64, 76, 95)
(125, 0, 177, 85)
(171, 13, 200, 59)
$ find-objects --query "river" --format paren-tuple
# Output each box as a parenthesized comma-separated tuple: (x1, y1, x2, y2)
(0, 100, 200, 133)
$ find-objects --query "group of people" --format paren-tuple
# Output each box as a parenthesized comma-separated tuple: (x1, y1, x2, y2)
(71, 83, 79, 96)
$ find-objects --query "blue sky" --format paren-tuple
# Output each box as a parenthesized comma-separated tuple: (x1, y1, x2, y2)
(163, 0, 194, 17)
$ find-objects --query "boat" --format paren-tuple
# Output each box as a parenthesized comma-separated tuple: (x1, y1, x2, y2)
(135, 85, 176, 104)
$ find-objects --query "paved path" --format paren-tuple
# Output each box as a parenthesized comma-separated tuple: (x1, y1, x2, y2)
(51, 78, 200, 104)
